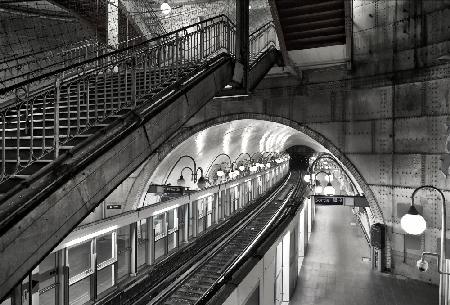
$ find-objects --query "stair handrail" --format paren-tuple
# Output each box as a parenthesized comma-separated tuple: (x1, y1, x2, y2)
(0, 14, 238, 184)
(249, 20, 278, 66)
(0, 40, 107, 90)
(0, 15, 279, 186)
(0, 14, 234, 99)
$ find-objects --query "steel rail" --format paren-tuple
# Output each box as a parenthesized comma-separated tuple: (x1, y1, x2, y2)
(137, 171, 294, 305)
(147, 172, 305, 305)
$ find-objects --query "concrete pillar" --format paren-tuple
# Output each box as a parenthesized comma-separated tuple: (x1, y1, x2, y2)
(146, 217, 154, 265)
(234, 0, 249, 89)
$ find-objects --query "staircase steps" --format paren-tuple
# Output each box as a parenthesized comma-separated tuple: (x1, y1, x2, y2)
(0, 58, 203, 189)
(272, 0, 346, 51)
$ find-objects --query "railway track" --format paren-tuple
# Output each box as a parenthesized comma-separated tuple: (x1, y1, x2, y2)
(140, 171, 306, 305)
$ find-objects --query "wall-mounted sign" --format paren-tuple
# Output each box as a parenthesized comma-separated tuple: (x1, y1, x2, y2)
(106, 204, 122, 209)
(148, 184, 185, 195)
(314, 196, 344, 205)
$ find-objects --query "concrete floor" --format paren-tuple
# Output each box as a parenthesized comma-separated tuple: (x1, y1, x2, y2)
(289, 205, 438, 305)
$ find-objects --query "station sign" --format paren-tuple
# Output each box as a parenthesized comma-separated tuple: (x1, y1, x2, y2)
(314, 196, 344, 205)
(148, 184, 185, 195)
(106, 204, 122, 209)
(313, 195, 369, 207)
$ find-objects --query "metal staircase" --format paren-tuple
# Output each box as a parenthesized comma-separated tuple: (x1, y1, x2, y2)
(271, 0, 346, 50)
(0, 15, 279, 300)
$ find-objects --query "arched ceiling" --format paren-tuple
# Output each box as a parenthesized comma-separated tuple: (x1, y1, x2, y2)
(148, 119, 326, 189)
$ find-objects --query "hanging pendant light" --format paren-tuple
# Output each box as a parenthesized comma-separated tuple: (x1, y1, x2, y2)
(161, 2, 171, 15)
(400, 205, 426, 235)
(177, 174, 185, 186)
(323, 182, 335, 196)
(314, 180, 323, 194)
(197, 175, 207, 189)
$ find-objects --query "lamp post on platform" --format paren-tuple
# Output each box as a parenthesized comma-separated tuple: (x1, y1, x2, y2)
(164, 155, 206, 189)
(304, 153, 358, 196)
(401, 185, 449, 305)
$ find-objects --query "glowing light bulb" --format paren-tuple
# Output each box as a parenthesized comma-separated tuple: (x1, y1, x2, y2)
(401, 205, 426, 235)
(161, 2, 171, 15)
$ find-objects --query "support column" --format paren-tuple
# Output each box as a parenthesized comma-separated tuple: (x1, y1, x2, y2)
(130, 222, 137, 276)
(146, 217, 154, 265)
(234, 0, 249, 90)
(57, 249, 69, 305)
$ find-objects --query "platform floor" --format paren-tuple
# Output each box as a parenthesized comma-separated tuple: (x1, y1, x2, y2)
(289, 205, 438, 305)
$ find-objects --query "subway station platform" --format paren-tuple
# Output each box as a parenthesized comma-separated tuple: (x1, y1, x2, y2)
(290, 205, 438, 305)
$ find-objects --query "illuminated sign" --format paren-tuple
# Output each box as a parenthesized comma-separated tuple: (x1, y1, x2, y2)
(314, 196, 344, 205)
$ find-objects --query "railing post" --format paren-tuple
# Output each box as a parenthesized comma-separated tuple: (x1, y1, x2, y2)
(130, 222, 137, 276)
(54, 77, 61, 158)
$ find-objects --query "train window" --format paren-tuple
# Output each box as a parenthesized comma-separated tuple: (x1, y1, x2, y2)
(96, 231, 116, 296)
(97, 264, 114, 295)
(68, 240, 93, 305)
(69, 276, 90, 305)
(96, 232, 114, 266)
(68, 241, 92, 279)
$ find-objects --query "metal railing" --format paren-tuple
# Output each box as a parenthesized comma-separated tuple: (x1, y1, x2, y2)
(0, 15, 277, 184)
(0, 40, 107, 91)
(249, 21, 278, 66)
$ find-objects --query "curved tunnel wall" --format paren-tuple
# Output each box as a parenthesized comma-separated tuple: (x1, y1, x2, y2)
(178, 63, 449, 284)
